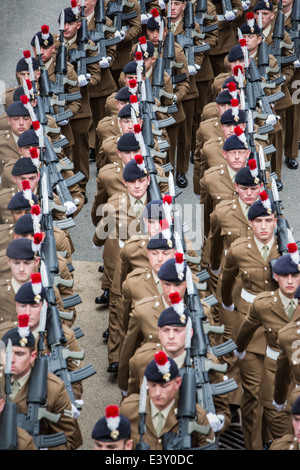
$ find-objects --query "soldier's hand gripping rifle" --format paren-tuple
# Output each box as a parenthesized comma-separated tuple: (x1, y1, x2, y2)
(106, 0, 137, 36)
(0, 339, 18, 450)
(218, 0, 237, 21)
(88, 0, 122, 65)
(136, 376, 151, 450)
(163, 317, 216, 450)
(175, 1, 210, 74)
(195, 0, 218, 34)
(163, 0, 188, 85)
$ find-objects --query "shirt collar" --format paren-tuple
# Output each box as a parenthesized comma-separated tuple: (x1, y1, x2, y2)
(279, 290, 298, 310)
(150, 398, 175, 420)
(254, 235, 274, 254)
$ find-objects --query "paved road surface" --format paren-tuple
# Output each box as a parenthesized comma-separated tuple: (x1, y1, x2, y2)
(0, 0, 299, 450)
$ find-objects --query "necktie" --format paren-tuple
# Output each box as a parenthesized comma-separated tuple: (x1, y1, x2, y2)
(156, 411, 165, 437)
(261, 245, 269, 261)
(11, 380, 21, 400)
(134, 199, 143, 217)
(287, 300, 296, 320)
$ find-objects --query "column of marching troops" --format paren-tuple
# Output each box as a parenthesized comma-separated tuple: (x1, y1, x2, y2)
(0, 0, 299, 452)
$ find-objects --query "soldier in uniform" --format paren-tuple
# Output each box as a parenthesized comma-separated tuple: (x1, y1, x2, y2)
(120, 351, 215, 449)
(234, 250, 300, 446)
(96, 87, 131, 145)
(54, 4, 101, 201)
(0, 318, 83, 450)
(91, 404, 133, 450)
(220, 193, 280, 450)
(93, 157, 150, 373)
(253, 0, 296, 176)
(0, 101, 32, 176)
(127, 303, 232, 435)
(30, 25, 82, 162)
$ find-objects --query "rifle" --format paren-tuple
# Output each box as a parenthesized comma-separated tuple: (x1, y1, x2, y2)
(257, 39, 285, 87)
(290, 0, 300, 60)
(163, 0, 188, 85)
(185, 270, 238, 414)
(88, 0, 122, 61)
(163, 317, 216, 450)
(16, 355, 67, 449)
(195, 0, 218, 34)
(136, 376, 151, 450)
(106, 0, 137, 32)
(269, 0, 297, 72)
(175, 1, 210, 70)
(152, 18, 178, 114)
(40, 259, 97, 410)
(0, 339, 18, 450)
(51, 11, 82, 120)
(271, 177, 291, 256)
(68, 1, 102, 79)
(218, 0, 237, 22)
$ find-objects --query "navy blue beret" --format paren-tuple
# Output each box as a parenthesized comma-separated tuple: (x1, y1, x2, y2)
(30, 29, 54, 48)
(14, 214, 34, 235)
(7, 192, 38, 211)
(59, 7, 79, 24)
(6, 238, 36, 260)
(144, 352, 179, 383)
(115, 87, 131, 102)
(248, 198, 275, 220)
(221, 108, 245, 125)
(216, 89, 240, 104)
(147, 232, 175, 250)
(223, 134, 248, 151)
(91, 407, 131, 442)
(118, 104, 133, 119)
(11, 158, 38, 176)
(273, 253, 300, 275)
(123, 157, 148, 182)
(117, 132, 140, 152)
(16, 57, 39, 73)
(15, 280, 46, 304)
(235, 165, 262, 186)
(240, 22, 262, 35)
(2, 326, 35, 348)
(134, 40, 155, 59)
(158, 305, 191, 327)
(17, 129, 40, 147)
(228, 45, 244, 62)
(123, 61, 138, 75)
(141, 199, 165, 220)
(158, 257, 187, 283)
(7, 101, 30, 118)
(254, 0, 273, 12)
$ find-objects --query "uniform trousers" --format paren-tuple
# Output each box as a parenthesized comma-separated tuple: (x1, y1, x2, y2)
(70, 117, 90, 194)
(177, 98, 195, 175)
(89, 96, 108, 153)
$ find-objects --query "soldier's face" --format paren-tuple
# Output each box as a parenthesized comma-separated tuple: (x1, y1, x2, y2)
(254, 10, 274, 29)
(248, 214, 277, 243)
(282, 0, 294, 8)
(118, 118, 135, 134)
(6, 257, 39, 284)
(216, 103, 231, 116)
(223, 149, 249, 172)
(77, 0, 96, 16)
(16, 70, 40, 85)
(235, 182, 264, 206)
(158, 325, 188, 356)
(170, 1, 186, 22)
(64, 21, 81, 40)
(11, 210, 31, 223)
(117, 149, 137, 165)
(124, 74, 138, 86)
(221, 123, 246, 139)
(274, 273, 300, 299)
(13, 173, 40, 192)
(147, 376, 182, 411)
(143, 218, 162, 237)
(292, 415, 300, 444)
(10, 346, 36, 381)
(147, 29, 160, 46)
(16, 301, 43, 331)
(123, 176, 149, 200)
(243, 34, 262, 54)
(32, 45, 55, 63)
(147, 248, 176, 274)
(7, 116, 32, 136)
(18, 146, 40, 159)
(229, 59, 245, 73)
(160, 281, 187, 304)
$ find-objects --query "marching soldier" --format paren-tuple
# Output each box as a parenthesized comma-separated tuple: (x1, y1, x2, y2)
(120, 351, 215, 449)
(220, 193, 280, 450)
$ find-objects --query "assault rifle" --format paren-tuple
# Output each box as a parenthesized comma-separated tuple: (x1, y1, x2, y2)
(68, 1, 102, 79)
(270, 177, 292, 257)
(175, 1, 210, 70)
(195, 0, 218, 34)
(16, 354, 67, 449)
(269, 0, 297, 72)
(185, 269, 238, 414)
(163, 0, 188, 85)
(136, 376, 151, 450)
(40, 259, 97, 410)
(257, 39, 285, 88)
(290, 0, 300, 60)
(106, 0, 137, 32)
(88, 0, 122, 61)
(152, 18, 178, 114)
(163, 317, 216, 450)
(0, 340, 18, 450)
